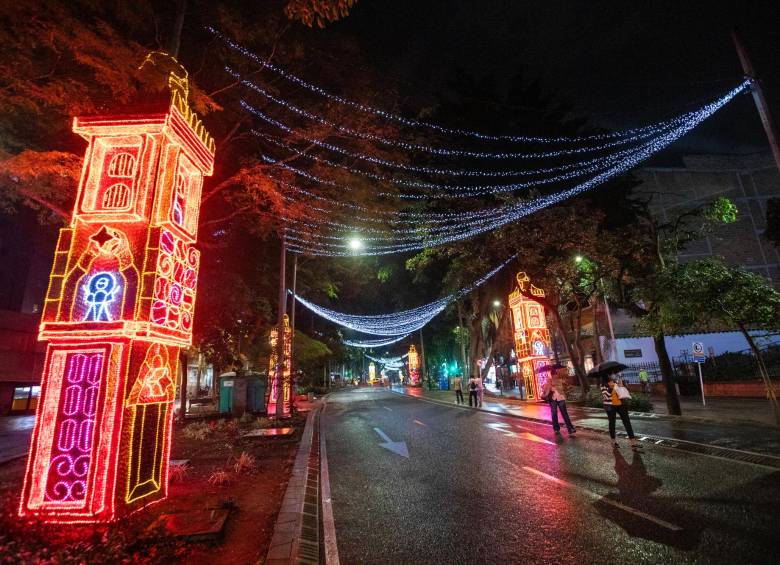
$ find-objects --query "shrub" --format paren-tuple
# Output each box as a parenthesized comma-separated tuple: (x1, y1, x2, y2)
(233, 451, 256, 475)
(208, 470, 231, 487)
(585, 388, 653, 413)
(169, 461, 191, 483)
(239, 411, 254, 424)
(183, 421, 210, 440)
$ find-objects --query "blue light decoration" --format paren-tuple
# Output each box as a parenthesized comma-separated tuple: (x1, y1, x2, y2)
(207, 27, 751, 257)
(208, 28, 706, 144)
(283, 79, 750, 257)
(293, 254, 517, 336)
(82, 272, 119, 321)
(342, 335, 410, 348)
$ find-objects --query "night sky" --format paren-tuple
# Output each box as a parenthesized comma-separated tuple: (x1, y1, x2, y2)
(334, 0, 779, 155)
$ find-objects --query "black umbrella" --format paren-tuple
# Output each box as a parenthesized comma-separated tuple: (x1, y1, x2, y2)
(587, 361, 628, 378)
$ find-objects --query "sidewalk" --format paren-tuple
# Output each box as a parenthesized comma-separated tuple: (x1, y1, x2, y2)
(0, 414, 34, 464)
(394, 385, 780, 463)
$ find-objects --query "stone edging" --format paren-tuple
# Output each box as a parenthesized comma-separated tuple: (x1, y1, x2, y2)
(266, 406, 321, 565)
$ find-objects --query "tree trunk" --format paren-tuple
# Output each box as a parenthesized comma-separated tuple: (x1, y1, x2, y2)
(592, 303, 604, 365)
(653, 333, 682, 415)
(549, 306, 589, 393)
(168, 0, 187, 57)
(738, 323, 780, 427)
(457, 300, 469, 379)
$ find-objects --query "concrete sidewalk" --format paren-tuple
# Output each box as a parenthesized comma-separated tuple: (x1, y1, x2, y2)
(393, 385, 780, 462)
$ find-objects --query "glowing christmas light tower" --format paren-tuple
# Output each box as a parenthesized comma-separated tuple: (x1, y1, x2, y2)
(19, 54, 214, 522)
(267, 314, 293, 415)
(508, 273, 552, 401)
(368, 362, 376, 384)
(408, 345, 420, 386)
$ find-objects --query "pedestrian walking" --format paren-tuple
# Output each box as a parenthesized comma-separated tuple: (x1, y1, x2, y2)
(541, 368, 576, 435)
(453, 375, 464, 404)
(639, 369, 650, 394)
(600, 374, 642, 450)
(476, 373, 484, 407)
(467, 375, 479, 407)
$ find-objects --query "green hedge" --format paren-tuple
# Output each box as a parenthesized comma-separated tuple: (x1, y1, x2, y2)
(585, 388, 654, 413)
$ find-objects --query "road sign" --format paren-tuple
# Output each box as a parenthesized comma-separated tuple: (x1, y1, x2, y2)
(692, 341, 706, 363)
(692, 342, 706, 406)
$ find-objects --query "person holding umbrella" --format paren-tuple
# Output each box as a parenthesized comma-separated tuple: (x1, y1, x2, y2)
(594, 363, 642, 450)
(540, 365, 576, 435)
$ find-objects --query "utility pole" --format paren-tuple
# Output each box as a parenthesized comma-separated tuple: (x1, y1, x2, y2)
(732, 29, 780, 174)
(457, 300, 469, 379)
(289, 252, 298, 411)
(274, 233, 287, 418)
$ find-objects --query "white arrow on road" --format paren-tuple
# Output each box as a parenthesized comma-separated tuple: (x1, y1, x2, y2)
(374, 427, 409, 458)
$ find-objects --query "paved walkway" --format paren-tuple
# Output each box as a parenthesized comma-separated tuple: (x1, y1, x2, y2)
(0, 414, 34, 464)
(393, 385, 780, 459)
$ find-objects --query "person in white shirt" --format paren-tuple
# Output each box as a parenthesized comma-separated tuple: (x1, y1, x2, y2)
(541, 368, 576, 435)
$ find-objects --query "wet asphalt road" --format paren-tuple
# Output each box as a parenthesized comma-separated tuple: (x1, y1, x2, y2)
(321, 388, 780, 565)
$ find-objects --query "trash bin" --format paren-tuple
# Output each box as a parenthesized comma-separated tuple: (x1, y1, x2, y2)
(218, 371, 267, 416)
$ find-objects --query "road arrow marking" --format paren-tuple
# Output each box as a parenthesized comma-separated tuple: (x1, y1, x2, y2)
(374, 427, 409, 458)
(485, 423, 555, 445)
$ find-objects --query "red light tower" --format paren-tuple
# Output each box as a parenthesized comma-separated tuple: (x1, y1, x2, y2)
(19, 55, 214, 522)
(508, 273, 552, 400)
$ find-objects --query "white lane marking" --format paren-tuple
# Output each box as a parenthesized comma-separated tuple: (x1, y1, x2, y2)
(383, 406, 393, 411)
(522, 466, 683, 531)
(320, 433, 340, 565)
(373, 427, 409, 458)
(386, 389, 780, 469)
(413, 419, 427, 427)
(485, 423, 555, 445)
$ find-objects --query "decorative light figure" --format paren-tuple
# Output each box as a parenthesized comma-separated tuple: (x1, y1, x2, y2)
(508, 272, 552, 401)
(408, 345, 420, 386)
(267, 315, 293, 415)
(20, 53, 214, 522)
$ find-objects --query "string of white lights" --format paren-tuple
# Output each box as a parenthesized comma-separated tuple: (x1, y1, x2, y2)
(233, 68, 688, 161)
(343, 335, 410, 348)
(242, 100, 682, 162)
(209, 26, 708, 144)
(255, 130, 648, 196)
(366, 353, 409, 365)
(284, 80, 751, 256)
(290, 254, 518, 335)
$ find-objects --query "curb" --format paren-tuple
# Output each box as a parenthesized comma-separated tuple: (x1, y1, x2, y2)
(389, 388, 780, 470)
(266, 407, 321, 565)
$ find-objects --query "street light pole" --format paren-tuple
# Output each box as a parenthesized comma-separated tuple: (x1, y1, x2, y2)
(274, 233, 287, 418)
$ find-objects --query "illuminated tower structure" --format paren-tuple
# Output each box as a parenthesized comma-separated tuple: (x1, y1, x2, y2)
(507, 272, 552, 401)
(19, 56, 215, 522)
(408, 345, 420, 386)
(267, 314, 292, 415)
(368, 362, 376, 384)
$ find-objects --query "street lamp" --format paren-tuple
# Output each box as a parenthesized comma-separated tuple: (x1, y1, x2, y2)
(493, 300, 501, 308)
(575, 255, 583, 263)
(348, 237, 363, 251)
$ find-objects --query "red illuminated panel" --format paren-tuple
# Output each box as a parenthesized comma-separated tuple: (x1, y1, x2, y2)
(44, 352, 104, 503)
(151, 229, 199, 335)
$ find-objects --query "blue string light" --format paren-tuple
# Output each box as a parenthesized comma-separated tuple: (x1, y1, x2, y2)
(290, 254, 518, 334)
(343, 335, 410, 348)
(208, 27, 707, 144)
